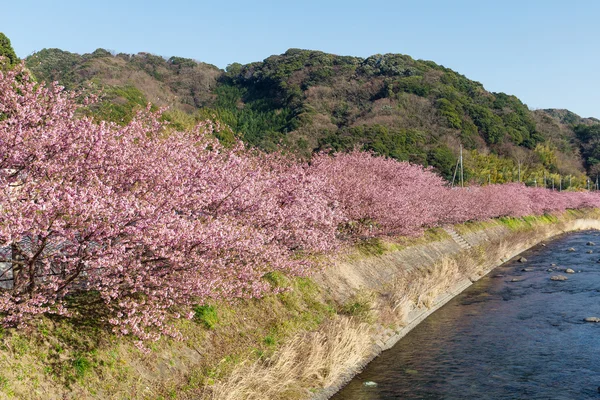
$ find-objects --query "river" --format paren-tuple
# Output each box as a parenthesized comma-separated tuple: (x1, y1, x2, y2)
(332, 230, 600, 399)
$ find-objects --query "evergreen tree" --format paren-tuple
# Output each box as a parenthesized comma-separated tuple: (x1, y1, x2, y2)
(0, 33, 18, 67)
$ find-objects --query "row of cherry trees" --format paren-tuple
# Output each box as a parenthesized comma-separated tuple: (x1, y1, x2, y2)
(1, 65, 599, 343)
(312, 151, 600, 236)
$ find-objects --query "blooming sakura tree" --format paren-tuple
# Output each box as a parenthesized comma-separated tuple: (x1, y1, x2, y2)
(1, 64, 600, 343)
(0, 66, 339, 342)
(310, 151, 449, 237)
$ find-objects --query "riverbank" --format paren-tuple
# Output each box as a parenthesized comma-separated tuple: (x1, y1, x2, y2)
(333, 228, 600, 399)
(313, 209, 600, 399)
(209, 209, 600, 400)
(0, 210, 599, 399)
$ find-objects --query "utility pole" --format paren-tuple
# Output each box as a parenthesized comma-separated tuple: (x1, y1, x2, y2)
(559, 177, 562, 192)
(588, 179, 591, 191)
(488, 174, 491, 185)
(451, 157, 459, 187)
(569, 175, 572, 189)
(534, 178, 537, 187)
(518, 160, 521, 183)
(552, 179, 554, 190)
(460, 145, 464, 188)
(544, 172, 547, 189)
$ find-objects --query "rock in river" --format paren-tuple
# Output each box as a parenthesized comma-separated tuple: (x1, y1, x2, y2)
(568, 248, 576, 252)
(518, 257, 527, 263)
(550, 275, 568, 281)
(584, 317, 600, 323)
(565, 268, 575, 274)
(363, 381, 377, 387)
(522, 268, 534, 272)
(587, 242, 596, 246)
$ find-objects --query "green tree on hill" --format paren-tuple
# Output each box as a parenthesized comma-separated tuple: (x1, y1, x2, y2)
(574, 124, 600, 175)
(0, 33, 18, 67)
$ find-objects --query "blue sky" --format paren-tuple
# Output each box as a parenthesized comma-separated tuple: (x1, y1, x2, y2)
(3, 0, 599, 117)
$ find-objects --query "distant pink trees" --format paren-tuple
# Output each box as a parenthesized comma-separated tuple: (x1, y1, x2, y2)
(310, 151, 448, 236)
(311, 155, 600, 235)
(1, 64, 600, 342)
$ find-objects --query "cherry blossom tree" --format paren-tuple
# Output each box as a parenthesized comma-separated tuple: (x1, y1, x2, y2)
(1, 63, 600, 344)
(0, 65, 339, 342)
(310, 150, 449, 237)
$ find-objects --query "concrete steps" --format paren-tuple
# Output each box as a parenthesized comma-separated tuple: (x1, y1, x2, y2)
(443, 226, 472, 250)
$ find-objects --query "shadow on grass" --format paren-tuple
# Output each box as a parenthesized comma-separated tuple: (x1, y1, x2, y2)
(7, 291, 118, 387)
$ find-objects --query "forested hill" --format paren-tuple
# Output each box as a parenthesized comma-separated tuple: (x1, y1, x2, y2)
(542, 109, 600, 126)
(24, 47, 600, 186)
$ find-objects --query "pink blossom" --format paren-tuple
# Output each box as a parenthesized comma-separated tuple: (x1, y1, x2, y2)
(1, 64, 599, 342)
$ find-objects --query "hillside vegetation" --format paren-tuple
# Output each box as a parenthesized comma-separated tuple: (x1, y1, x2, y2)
(24, 47, 600, 187)
(0, 33, 599, 399)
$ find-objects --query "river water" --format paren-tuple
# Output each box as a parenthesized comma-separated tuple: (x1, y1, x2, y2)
(332, 230, 600, 400)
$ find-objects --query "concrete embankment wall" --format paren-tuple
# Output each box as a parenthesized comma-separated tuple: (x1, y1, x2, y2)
(311, 215, 600, 399)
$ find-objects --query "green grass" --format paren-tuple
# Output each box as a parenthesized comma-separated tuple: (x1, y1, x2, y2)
(263, 334, 277, 346)
(72, 355, 92, 378)
(347, 227, 450, 262)
(356, 237, 387, 256)
(453, 220, 495, 235)
(453, 213, 562, 234)
(499, 214, 560, 231)
(193, 305, 219, 329)
(340, 291, 374, 322)
(262, 271, 290, 288)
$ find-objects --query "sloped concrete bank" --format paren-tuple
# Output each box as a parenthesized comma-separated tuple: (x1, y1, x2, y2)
(311, 213, 600, 400)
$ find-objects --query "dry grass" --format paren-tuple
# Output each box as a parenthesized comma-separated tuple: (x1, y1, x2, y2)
(0, 210, 596, 399)
(343, 227, 450, 262)
(453, 219, 498, 236)
(206, 317, 371, 400)
(0, 276, 336, 399)
(382, 256, 462, 326)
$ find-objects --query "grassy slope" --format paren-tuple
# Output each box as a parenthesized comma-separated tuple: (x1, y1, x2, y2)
(0, 209, 596, 399)
(0, 275, 335, 399)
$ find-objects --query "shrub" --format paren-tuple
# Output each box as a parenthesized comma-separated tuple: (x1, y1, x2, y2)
(193, 305, 219, 329)
(0, 33, 18, 67)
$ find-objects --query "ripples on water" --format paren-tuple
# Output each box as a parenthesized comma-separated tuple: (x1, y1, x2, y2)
(333, 231, 600, 400)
